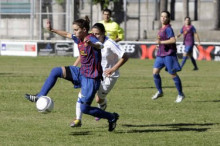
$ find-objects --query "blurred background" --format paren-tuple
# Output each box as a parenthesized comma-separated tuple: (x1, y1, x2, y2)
(0, 0, 220, 42)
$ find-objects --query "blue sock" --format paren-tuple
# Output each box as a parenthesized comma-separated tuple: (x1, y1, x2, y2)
(181, 56, 188, 68)
(37, 67, 62, 97)
(173, 76, 183, 96)
(190, 57, 198, 69)
(153, 74, 163, 93)
(80, 104, 114, 121)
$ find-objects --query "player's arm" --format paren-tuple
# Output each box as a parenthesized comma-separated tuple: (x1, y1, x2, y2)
(84, 37, 104, 49)
(115, 27, 124, 42)
(46, 20, 72, 39)
(176, 33, 182, 39)
(104, 53, 128, 77)
(194, 32, 201, 45)
(73, 56, 81, 66)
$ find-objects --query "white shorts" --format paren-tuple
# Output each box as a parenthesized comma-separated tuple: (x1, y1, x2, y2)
(97, 77, 118, 99)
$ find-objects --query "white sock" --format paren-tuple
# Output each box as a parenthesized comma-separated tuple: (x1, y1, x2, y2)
(76, 92, 82, 120)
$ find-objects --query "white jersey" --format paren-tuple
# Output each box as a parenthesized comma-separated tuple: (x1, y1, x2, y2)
(101, 37, 124, 78)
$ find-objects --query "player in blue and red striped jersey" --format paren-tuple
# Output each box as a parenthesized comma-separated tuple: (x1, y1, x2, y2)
(152, 11, 185, 103)
(176, 16, 200, 70)
(25, 16, 119, 132)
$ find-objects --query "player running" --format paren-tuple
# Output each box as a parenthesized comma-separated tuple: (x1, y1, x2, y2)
(71, 23, 128, 127)
(25, 16, 119, 132)
(152, 11, 185, 103)
(176, 16, 200, 70)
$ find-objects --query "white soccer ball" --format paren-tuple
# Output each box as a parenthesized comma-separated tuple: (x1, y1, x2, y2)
(36, 96, 54, 113)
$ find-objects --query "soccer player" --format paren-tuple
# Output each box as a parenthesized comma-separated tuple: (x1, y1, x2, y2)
(71, 23, 128, 126)
(152, 11, 185, 103)
(25, 16, 119, 132)
(99, 8, 124, 42)
(176, 16, 200, 70)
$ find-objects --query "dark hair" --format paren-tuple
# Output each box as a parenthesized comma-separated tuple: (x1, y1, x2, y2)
(103, 8, 112, 16)
(73, 16, 90, 32)
(184, 16, 191, 25)
(161, 10, 171, 24)
(92, 23, 106, 34)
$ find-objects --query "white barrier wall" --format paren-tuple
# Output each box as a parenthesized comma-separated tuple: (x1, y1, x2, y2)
(1, 40, 220, 61)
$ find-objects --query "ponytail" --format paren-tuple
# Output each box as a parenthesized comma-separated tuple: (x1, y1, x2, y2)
(73, 16, 90, 32)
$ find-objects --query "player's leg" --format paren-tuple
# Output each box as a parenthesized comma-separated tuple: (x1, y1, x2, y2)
(95, 77, 118, 121)
(152, 57, 164, 100)
(96, 77, 118, 110)
(180, 46, 192, 69)
(79, 76, 119, 131)
(188, 50, 198, 70)
(165, 55, 184, 103)
(25, 66, 64, 102)
(70, 92, 83, 127)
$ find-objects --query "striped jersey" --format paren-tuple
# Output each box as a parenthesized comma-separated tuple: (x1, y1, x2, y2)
(180, 25, 196, 46)
(101, 36, 125, 78)
(157, 24, 177, 57)
(72, 34, 103, 79)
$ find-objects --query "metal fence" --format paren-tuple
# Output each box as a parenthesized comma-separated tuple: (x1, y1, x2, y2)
(0, 0, 73, 40)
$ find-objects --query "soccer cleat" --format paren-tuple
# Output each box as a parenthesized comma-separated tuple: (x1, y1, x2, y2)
(70, 119, 82, 127)
(175, 94, 185, 103)
(152, 91, 163, 100)
(108, 113, 119, 132)
(95, 103, 107, 121)
(25, 94, 38, 102)
(193, 67, 199, 71)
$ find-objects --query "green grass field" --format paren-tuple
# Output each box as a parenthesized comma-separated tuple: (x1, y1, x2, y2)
(0, 56, 220, 146)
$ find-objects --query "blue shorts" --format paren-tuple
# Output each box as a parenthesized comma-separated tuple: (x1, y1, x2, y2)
(154, 55, 181, 74)
(69, 66, 101, 105)
(185, 45, 193, 53)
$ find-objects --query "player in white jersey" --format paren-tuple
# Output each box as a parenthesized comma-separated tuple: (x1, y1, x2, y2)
(71, 23, 128, 126)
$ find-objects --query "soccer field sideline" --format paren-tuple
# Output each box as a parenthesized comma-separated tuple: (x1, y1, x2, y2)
(0, 56, 219, 145)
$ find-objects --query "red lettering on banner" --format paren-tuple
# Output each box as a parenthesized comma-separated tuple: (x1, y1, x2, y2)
(140, 45, 156, 59)
(197, 46, 214, 61)
(25, 44, 36, 52)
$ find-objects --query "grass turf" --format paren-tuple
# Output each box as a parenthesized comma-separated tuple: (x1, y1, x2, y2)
(0, 56, 219, 146)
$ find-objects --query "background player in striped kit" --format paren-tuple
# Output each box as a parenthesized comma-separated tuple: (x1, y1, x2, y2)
(152, 11, 185, 103)
(176, 16, 200, 70)
(72, 23, 128, 125)
(25, 16, 119, 132)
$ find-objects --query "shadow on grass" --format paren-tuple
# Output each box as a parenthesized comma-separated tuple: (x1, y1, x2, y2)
(69, 131, 91, 136)
(126, 85, 199, 90)
(118, 123, 218, 133)
(196, 100, 220, 102)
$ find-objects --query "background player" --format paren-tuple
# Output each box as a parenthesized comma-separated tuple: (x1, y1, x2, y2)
(152, 11, 185, 103)
(176, 16, 200, 70)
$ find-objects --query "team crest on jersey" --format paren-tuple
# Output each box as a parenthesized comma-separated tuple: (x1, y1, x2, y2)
(80, 50, 87, 56)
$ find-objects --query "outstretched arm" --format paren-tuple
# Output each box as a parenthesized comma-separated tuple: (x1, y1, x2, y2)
(46, 20, 72, 39)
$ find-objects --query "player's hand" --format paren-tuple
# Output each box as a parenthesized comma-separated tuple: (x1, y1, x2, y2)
(104, 68, 114, 77)
(155, 40, 161, 44)
(84, 38, 92, 47)
(46, 20, 52, 31)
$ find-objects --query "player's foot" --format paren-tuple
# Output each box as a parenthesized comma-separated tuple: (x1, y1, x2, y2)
(108, 113, 119, 132)
(175, 94, 185, 103)
(193, 67, 199, 71)
(70, 119, 82, 127)
(95, 103, 107, 121)
(152, 91, 163, 100)
(25, 94, 38, 102)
